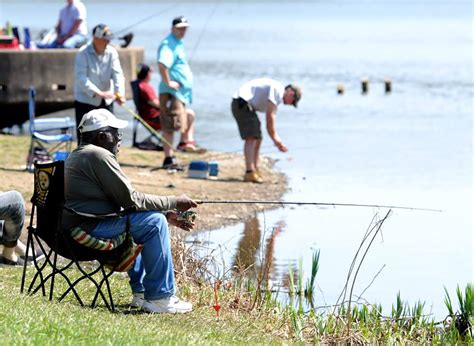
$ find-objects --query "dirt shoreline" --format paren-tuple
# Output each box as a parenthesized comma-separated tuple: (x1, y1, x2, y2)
(0, 135, 288, 235)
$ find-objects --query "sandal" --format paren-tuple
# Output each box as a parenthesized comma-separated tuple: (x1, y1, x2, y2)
(177, 141, 207, 154)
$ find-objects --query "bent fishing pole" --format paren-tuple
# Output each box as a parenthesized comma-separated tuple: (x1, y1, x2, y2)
(195, 200, 442, 212)
(115, 92, 174, 148)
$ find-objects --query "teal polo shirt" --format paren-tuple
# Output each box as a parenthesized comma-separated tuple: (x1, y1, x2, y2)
(157, 33, 193, 105)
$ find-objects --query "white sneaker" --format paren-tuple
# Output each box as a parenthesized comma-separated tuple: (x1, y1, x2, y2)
(142, 295, 192, 314)
(130, 292, 144, 308)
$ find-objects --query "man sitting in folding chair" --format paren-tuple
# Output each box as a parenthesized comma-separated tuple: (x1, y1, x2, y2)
(62, 108, 198, 313)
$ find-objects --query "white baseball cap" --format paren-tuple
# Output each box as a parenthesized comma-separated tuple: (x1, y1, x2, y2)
(92, 24, 114, 41)
(78, 109, 128, 133)
(172, 16, 189, 28)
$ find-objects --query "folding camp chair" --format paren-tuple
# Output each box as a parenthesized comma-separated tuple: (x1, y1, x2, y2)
(20, 161, 142, 311)
(130, 80, 163, 150)
(26, 87, 75, 171)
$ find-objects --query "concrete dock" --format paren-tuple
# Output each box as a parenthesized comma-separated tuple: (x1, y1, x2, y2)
(0, 47, 144, 128)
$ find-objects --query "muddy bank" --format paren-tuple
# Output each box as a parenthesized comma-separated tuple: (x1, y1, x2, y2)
(0, 135, 287, 235)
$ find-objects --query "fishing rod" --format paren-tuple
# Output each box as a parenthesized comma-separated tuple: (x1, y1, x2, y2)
(115, 93, 174, 148)
(195, 200, 442, 212)
(188, 0, 222, 63)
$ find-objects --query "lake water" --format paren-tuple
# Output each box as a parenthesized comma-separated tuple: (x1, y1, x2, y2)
(2, 0, 472, 319)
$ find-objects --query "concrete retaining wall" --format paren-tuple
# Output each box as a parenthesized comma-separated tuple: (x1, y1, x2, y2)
(0, 47, 144, 127)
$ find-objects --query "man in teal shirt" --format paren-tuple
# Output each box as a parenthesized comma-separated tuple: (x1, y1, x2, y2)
(157, 16, 195, 168)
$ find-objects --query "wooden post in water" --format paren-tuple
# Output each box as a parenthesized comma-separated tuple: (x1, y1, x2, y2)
(361, 78, 369, 94)
(336, 84, 345, 95)
(384, 79, 392, 93)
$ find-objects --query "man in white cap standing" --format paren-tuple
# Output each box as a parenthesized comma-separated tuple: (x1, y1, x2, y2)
(74, 23, 125, 143)
(62, 108, 198, 313)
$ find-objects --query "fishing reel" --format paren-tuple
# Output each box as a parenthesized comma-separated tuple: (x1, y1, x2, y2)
(176, 210, 198, 226)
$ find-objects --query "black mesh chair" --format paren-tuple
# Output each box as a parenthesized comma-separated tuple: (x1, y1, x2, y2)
(20, 160, 138, 311)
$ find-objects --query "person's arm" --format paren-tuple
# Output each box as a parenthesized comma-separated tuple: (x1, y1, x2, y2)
(58, 19, 82, 44)
(266, 101, 288, 152)
(111, 49, 126, 104)
(158, 63, 180, 91)
(55, 20, 61, 36)
(93, 149, 197, 212)
(147, 98, 161, 109)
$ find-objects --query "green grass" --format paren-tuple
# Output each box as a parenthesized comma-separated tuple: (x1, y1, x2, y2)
(1, 257, 472, 344)
(1, 266, 288, 345)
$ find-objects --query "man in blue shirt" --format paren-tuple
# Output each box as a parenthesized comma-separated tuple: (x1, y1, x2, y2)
(157, 16, 195, 168)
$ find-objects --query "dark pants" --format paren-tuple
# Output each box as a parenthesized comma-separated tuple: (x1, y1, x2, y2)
(74, 100, 113, 144)
(231, 98, 262, 140)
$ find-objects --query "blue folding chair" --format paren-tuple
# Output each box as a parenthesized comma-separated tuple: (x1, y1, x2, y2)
(26, 87, 75, 171)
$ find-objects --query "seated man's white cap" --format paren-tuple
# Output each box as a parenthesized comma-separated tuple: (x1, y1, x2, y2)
(78, 109, 128, 133)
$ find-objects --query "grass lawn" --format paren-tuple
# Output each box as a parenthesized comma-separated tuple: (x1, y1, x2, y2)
(1, 265, 289, 344)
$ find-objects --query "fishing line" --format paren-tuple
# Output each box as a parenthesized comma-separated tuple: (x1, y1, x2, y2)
(114, 2, 182, 35)
(188, 0, 222, 63)
(196, 200, 442, 212)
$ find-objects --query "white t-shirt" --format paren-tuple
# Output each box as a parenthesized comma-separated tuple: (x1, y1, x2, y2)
(233, 78, 285, 113)
(59, 0, 87, 36)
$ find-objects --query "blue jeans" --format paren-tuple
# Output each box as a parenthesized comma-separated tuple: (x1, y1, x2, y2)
(37, 33, 87, 49)
(89, 211, 175, 300)
(0, 191, 25, 247)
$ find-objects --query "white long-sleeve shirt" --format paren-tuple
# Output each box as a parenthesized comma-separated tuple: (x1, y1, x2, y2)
(74, 42, 125, 106)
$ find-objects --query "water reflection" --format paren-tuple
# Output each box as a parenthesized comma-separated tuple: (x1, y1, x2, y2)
(232, 217, 284, 287)
(188, 215, 316, 312)
(187, 215, 287, 287)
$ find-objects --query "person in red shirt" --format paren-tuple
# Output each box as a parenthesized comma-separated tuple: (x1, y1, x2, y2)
(137, 64, 161, 130)
(136, 64, 205, 163)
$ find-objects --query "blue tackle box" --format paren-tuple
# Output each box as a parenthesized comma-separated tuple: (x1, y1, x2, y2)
(188, 160, 209, 179)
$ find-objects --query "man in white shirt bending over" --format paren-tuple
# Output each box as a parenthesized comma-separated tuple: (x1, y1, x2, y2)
(231, 78, 302, 183)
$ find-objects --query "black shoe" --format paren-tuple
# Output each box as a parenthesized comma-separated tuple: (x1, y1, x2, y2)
(162, 156, 178, 169)
(135, 140, 164, 151)
(1, 256, 25, 266)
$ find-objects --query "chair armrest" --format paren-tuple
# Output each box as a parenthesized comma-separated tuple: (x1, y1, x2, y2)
(33, 117, 75, 132)
(64, 206, 137, 219)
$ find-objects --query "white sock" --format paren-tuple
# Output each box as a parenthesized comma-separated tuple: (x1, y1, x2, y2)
(3, 246, 18, 262)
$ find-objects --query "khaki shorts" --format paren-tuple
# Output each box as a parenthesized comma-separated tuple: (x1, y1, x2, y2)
(159, 93, 188, 132)
(231, 98, 262, 139)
